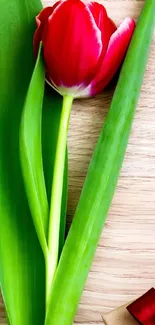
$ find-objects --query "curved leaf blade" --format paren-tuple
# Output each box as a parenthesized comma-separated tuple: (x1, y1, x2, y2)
(20, 45, 48, 256)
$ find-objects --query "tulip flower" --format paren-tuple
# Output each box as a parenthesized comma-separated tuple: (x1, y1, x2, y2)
(34, 0, 135, 98)
(33, 0, 135, 302)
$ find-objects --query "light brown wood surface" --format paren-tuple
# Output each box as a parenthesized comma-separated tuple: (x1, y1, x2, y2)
(1, 1, 155, 324)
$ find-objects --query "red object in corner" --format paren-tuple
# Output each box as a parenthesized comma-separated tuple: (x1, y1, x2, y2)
(127, 288, 155, 325)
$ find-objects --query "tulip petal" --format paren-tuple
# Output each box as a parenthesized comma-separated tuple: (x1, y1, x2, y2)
(43, 0, 103, 88)
(34, 7, 53, 56)
(90, 18, 135, 96)
(36, 7, 54, 28)
(88, 2, 116, 54)
(34, 4, 61, 57)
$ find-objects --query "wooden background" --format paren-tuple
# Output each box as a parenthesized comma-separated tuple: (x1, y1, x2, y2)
(1, 0, 155, 324)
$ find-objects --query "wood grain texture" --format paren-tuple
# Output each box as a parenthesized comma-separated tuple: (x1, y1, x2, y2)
(1, 0, 155, 324)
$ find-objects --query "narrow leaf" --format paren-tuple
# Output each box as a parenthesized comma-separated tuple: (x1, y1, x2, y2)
(20, 45, 48, 256)
(45, 1, 155, 324)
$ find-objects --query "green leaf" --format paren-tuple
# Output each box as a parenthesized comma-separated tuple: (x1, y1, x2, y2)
(20, 45, 48, 257)
(45, 1, 155, 324)
(0, 0, 67, 325)
(0, 0, 68, 324)
(0, 0, 45, 324)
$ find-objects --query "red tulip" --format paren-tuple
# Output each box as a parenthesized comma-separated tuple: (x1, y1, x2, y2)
(34, 0, 135, 98)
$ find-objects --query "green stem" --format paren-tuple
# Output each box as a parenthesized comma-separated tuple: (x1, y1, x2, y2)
(46, 94, 73, 302)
